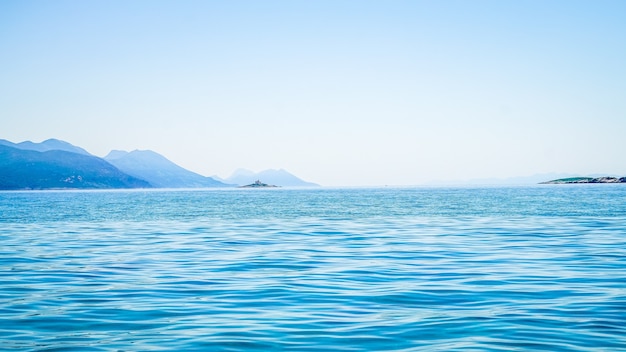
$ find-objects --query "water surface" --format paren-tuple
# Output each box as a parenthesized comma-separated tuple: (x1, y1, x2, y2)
(1, 186, 625, 351)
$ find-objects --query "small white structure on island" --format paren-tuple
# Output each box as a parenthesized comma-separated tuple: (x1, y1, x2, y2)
(239, 180, 279, 188)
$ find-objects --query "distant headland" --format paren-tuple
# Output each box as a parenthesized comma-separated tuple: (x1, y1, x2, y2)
(540, 177, 626, 184)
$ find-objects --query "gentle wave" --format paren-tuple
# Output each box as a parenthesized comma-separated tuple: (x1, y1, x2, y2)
(1, 188, 626, 351)
(2, 185, 626, 223)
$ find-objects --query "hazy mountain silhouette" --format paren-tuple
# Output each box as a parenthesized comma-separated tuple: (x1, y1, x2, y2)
(0, 138, 91, 156)
(225, 168, 319, 187)
(105, 150, 231, 188)
(0, 144, 150, 190)
(1, 138, 315, 189)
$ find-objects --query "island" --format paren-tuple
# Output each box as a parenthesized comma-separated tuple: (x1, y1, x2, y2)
(239, 180, 279, 188)
(540, 177, 626, 184)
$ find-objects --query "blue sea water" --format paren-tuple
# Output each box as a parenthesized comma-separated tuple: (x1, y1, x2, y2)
(1, 186, 625, 351)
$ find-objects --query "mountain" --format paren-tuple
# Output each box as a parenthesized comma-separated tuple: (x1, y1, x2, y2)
(104, 150, 231, 188)
(225, 168, 319, 187)
(0, 144, 150, 190)
(0, 138, 91, 156)
(1, 138, 314, 189)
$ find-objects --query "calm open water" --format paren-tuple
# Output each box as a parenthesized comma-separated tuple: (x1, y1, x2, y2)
(1, 186, 625, 351)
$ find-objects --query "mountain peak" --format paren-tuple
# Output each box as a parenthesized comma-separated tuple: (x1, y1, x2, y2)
(104, 150, 129, 160)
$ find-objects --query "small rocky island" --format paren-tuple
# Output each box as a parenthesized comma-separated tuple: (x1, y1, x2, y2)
(541, 177, 626, 184)
(239, 180, 279, 188)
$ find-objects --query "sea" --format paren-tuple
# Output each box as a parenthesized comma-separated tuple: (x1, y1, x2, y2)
(1, 185, 625, 351)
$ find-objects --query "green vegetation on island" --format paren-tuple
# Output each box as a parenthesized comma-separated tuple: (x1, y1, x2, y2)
(541, 177, 626, 184)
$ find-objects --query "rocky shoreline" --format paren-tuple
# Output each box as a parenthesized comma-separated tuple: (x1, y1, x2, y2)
(540, 177, 626, 184)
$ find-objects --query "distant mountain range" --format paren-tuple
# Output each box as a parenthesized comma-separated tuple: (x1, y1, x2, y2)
(0, 138, 91, 156)
(0, 143, 149, 190)
(0, 138, 317, 190)
(104, 150, 228, 188)
(217, 168, 319, 187)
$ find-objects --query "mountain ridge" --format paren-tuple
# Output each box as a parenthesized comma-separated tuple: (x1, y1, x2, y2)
(1, 138, 318, 189)
(104, 149, 230, 188)
(0, 144, 150, 190)
(0, 138, 91, 156)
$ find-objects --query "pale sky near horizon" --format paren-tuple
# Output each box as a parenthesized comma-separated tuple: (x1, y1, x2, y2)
(1, 1, 625, 186)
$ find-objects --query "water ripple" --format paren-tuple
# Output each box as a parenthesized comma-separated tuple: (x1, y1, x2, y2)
(1, 188, 626, 350)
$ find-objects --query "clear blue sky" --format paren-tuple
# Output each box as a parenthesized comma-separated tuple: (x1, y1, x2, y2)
(2, 0, 625, 186)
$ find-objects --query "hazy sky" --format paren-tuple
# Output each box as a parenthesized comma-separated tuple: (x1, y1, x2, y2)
(1, 1, 625, 186)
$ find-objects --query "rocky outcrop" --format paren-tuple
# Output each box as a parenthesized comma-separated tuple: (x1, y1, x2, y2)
(225, 168, 319, 187)
(587, 177, 626, 183)
(239, 180, 279, 188)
